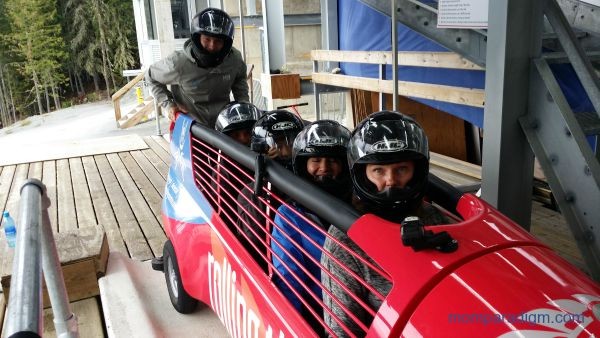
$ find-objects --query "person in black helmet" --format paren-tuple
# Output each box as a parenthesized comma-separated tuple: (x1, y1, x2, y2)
(250, 109, 304, 169)
(210, 102, 262, 227)
(235, 110, 304, 268)
(215, 102, 262, 146)
(146, 7, 249, 131)
(321, 111, 448, 338)
(270, 120, 351, 332)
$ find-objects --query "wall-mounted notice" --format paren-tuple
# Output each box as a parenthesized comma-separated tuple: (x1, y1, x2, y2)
(580, 0, 600, 6)
(437, 0, 489, 29)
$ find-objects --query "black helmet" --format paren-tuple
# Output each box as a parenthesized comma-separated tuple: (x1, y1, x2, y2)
(191, 8, 234, 67)
(348, 111, 429, 211)
(215, 102, 262, 134)
(292, 120, 351, 197)
(251, 110, 304, 166)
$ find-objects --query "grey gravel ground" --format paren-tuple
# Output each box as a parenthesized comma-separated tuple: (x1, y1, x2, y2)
(0, 100, 169, 151)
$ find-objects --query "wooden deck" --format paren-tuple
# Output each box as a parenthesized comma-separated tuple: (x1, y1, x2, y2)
(0, 135, 170, 262)
(0, 134, 171, 337)
(0, 133, 587, 336)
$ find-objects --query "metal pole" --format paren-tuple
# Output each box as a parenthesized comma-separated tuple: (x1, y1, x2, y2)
(5, 180, 43, 337)
(40, 186, 79, 338)
(313, 59, 321, 120)
(391, 0, 399, 111)
(238, 0, 247, 62)
(154, 98, 162, 136)
(379, 64, 386, 110)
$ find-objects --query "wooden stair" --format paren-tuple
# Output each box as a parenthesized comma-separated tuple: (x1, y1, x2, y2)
(118, 97, 156, 129)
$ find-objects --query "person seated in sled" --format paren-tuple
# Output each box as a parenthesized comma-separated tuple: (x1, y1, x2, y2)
(270, 120, 352, 332)
(252, 109, 304, 170)
(215, 101, 262, 146)
(211, 102, 262, 228)
(236, 109, 304, 268)
(321, 111, 449, 337)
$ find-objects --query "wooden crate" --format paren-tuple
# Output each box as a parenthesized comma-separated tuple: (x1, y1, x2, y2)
(261, 73, 301, 100)
(0, 225, 109, 306)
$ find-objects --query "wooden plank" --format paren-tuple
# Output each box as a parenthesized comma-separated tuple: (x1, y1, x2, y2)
(144, 136, 171, 165)
(81, 156, 128, 255)
(3, 259, 98, 305)
(311, 72, 485, 108)
(119, 101, 154, 129)
(0, 134, 149, 166)
(42, 161, 58, 233)
(311, 50, 483, 70)
(27, 161, 42, 179)
(130, 150, 167, 196)
(4, 164, 29, 222)
(94, 154, 152, 260)
(1, 225, 108, 309)
(430, 152, 482, 180)
(57, 159, 77, 232)
(393, 97, 469, 161)
(112, 71, 145, 101)
(0, 295, 5, 335)
(107, 153, 166, 257)
(430, 166, 479, 188)
(69, 158, 97, 229)
(43, 297, 104, 338)
(114, 98, 122, 121)
(151, 134, 170, 153)
(0, 165, 16, 218)
(141, 148, 169, 179)
(119, 152, 163, 221)
(350, 89, 377, 127)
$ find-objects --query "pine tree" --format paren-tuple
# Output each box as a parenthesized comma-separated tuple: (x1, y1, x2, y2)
(6, 0, 67, 115)
(0, 0, 17, 125)
(63, 0, 137, 99)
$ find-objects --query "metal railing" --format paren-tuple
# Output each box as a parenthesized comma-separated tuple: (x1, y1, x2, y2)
(4, 179, 78, 338)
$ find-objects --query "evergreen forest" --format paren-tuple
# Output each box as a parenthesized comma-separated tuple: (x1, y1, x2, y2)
(0, 0, 139, 128)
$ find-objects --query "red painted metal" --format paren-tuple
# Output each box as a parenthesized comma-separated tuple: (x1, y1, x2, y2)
(162, 116, 600, 337)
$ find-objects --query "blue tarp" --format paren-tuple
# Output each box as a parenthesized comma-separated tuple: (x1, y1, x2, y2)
(338, 0, 594, 133)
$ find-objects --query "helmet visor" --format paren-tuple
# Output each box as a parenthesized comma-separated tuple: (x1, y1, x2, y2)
(349, 119, 429, 167)
(267, 131, 299, 161)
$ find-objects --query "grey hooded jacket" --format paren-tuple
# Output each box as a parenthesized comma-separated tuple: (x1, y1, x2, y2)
(146, 39, 250, 128)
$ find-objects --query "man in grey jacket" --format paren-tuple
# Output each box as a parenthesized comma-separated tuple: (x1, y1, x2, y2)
(146, 8, 249, 128)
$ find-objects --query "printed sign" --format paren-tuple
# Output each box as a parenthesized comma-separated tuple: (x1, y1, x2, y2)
(437, 0, 488, 29)
(580, 0, 600, 6)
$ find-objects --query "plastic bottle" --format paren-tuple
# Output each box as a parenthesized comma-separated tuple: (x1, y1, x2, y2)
(2, 211, 16, 248)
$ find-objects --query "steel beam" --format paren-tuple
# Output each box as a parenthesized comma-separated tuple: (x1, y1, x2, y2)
(521, 58, 600, 279)
(480, 0, 545, 229)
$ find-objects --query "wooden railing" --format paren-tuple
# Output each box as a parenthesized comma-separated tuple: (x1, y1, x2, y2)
(111, 71, 146, 126)
(311, 50, 485, 108)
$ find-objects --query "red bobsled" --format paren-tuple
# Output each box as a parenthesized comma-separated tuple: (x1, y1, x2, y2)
(160, 115, 600, 337)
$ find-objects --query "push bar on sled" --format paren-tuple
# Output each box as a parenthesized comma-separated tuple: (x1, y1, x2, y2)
(191, 123, 464, 231)
(191, 123, 361, 232)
